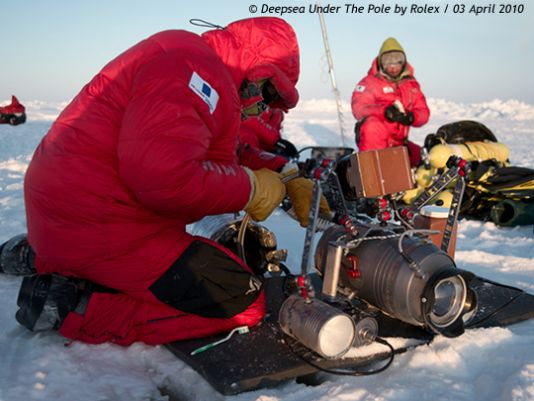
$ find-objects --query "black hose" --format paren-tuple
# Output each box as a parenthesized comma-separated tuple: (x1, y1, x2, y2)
(286, 336, 396, 377)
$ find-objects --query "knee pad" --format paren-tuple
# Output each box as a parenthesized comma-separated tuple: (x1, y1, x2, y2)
(150, 240, 263, 318)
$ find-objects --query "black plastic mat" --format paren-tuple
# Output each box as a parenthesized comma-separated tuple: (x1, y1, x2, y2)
(165, 274, 534, 395)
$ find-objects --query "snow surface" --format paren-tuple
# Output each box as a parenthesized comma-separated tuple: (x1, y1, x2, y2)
(1, 98, 534, 401)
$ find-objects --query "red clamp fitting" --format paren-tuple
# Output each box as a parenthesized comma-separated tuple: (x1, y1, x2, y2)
(296, 275, 308, 298)
(340, 215, 359, 238)
(345, 255, 360, 279)
(321, 159, 332, 168)
(457, 159, 469, 177)
(339, 215, 350, 226)
(401, 208, 414, 221)
(376, 197, 388, 209)
(380, 210, 392, 221)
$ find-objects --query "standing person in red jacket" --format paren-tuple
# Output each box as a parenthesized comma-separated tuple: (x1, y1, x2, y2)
(351, 37, 430, 167)
(6, 17, 325, 346)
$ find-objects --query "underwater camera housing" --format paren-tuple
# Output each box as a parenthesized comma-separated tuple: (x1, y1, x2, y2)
(314, 146, 477, 337)
(277, 146, 477, 356)
(194, 146, 477, 360)
(314, 224, 477, 338)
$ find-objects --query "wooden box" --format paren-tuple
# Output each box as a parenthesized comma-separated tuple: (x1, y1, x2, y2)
(346, 147, 414, 197)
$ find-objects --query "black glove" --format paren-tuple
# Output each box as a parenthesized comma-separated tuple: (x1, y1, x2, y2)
(273, 138, 298, 158)
(385, 105, 414, 126)
(385, 105, 404, 122)
(401, 111, 415, 126)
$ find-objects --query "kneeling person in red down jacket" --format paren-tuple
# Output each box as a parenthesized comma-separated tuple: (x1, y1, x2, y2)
(237, 108, 290, 173)
(13, 18, 327, 346)
(240, 107, 299, 161)
(351, 37, 430, 167)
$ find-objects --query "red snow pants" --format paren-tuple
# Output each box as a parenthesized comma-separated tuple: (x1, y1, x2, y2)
(57, 237, 265, 345)
(358, 116, 421, 167)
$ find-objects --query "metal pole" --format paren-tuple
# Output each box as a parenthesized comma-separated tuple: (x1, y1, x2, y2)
(318, 8, 347, 147)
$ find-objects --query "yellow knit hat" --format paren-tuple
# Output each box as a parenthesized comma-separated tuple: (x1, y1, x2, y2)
(379, 37, 404, 56)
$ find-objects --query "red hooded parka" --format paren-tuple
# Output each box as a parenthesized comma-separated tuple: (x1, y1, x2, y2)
(351, 58, 429, 164)
(24, 18, 299, 345)
(0, 95, 26, 125)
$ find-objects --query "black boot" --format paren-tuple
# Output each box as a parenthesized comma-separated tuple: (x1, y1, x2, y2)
(15, 274, 90, 332)
(0, 234, 36, 275)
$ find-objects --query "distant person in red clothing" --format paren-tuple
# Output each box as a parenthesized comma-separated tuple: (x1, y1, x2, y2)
(351, 37, 430, 166)
(2, 18, 330, 346)
(0, 95, 26, 125)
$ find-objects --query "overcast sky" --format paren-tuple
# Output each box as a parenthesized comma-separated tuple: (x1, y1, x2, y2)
(1, 0, 533, 104)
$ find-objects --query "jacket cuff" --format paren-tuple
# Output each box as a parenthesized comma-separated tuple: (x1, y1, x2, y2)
(242, 167, 256, 209)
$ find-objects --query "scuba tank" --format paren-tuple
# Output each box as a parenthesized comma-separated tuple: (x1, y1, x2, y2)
(428, 141, 509, 169)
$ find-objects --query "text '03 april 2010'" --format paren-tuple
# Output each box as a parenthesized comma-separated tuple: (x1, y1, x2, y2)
(247, 3, 526, 17)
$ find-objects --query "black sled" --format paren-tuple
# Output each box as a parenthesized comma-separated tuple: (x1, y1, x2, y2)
(166, 145, 534, 395)
(166, 271, 534, 395)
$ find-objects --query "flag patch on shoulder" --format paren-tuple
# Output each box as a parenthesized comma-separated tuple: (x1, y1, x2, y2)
(189, 72, 219, 113)
(356, 85, 366, 92)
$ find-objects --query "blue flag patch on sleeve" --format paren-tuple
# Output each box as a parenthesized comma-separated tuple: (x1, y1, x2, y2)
(189, 72, 219, 113)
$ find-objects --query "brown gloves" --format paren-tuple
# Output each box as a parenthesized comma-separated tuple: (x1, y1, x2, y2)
(244, 164, 332, 227)
(282, 164, 331, 227)
(244, 168, 286, 222)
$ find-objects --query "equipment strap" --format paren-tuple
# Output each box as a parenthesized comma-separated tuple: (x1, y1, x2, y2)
(441, 177, 465, 254)
(411, 167, 459, 210)
(300, 180, 322, 278)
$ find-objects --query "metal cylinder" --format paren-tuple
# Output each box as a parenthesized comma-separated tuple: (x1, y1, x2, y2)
(278, 295, 356, 359)
(347, 236, 455, 327)
(351, 312, 379, 347)
(315, 225, 471, 333)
